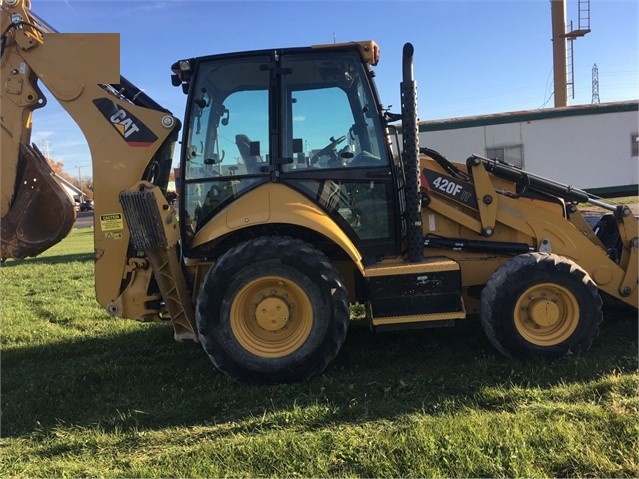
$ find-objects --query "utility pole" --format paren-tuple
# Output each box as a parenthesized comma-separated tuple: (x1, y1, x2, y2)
(74, 165, 88, 190)
(551, 0, 568, 107)
(551, 0, 591, 108)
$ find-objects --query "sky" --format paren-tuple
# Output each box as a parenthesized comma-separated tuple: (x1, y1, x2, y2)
(17, 0, 639, 179)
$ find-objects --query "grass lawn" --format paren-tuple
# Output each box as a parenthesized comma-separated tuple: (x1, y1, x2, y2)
(1, 227, 637, 478)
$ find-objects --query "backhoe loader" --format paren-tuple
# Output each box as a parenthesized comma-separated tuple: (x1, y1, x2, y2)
(2, 0, 636, 384)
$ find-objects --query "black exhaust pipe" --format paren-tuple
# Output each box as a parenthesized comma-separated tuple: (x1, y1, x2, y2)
(400, 43, 423, 263)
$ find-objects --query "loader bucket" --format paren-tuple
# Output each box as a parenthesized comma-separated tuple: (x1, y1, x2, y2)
(1, 144, 76, 260)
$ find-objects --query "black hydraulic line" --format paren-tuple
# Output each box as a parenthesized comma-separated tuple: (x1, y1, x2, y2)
(0, 25, 9, 57)
(469, 154, 591, 204)
(0, 20, 43, 57)
(424, 236, 534, 255)
(110, 76, 171, 113)
(420, 147, 470, 181)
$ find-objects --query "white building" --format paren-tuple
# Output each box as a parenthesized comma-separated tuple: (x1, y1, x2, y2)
(54, 174, 85, 204)
(419, 100, 638, 197)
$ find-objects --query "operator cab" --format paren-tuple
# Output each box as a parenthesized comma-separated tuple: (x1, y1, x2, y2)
(173, 42, 405, 257)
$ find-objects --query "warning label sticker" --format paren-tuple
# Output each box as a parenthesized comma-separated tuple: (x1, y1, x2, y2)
(100, 213, 124, 232)
(105, 232, 123, 240)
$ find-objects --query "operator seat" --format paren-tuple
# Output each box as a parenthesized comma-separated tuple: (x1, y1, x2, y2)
(235, 134, 262, 174)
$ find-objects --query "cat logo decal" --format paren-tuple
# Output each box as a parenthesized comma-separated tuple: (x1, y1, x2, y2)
(93, 98, 158, 147)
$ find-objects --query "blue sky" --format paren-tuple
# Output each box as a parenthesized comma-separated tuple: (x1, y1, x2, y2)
(24, 0, 639, 177)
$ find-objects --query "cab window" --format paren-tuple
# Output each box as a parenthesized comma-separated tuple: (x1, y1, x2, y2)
(182, 57, 269, 231)
(280, 53, 396, 245)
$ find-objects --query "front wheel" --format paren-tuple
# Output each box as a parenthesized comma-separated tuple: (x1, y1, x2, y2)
(480, 253, 603, 359)
(196, 236, 349, 384)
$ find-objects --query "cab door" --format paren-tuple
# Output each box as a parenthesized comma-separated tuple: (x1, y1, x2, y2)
(277, 51, 401, 257)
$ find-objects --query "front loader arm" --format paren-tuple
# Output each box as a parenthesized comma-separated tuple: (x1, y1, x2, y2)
(1, 1, 191, 328)
(422, 152, 638, 309)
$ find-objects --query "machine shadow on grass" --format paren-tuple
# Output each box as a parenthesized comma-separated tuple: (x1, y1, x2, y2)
(3, 309, 636, 439)
(1, 252, 94, 267)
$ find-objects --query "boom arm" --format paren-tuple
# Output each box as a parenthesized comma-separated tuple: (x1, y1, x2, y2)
(0, 1, 79, 260)
(1, 0, 183, 322)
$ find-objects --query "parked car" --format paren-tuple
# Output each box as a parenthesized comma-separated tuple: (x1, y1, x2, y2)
(80, 199, 94, 212)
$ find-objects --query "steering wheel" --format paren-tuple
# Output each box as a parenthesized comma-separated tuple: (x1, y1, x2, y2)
(310, 135, 346, 165)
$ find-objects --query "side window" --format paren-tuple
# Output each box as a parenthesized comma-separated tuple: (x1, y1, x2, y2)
(219, 90, 269, 175)
(185, 89, 268, 179)
(182, 58, 269, 232)
(281, 55, 389, 172)
(288, 179, 393, 241)
(486, 144, 524, 168)
(286, 87, 354, 170)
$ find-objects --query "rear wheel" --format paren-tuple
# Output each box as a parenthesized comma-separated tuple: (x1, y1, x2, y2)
(480, 253, 603, 359)
(196, 236, 349, 384)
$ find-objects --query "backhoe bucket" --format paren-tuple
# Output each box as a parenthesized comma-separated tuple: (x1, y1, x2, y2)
(1, 144, 76, 260)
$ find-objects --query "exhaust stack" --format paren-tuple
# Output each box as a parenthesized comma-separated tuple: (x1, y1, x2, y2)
(400, 43, 423, 263)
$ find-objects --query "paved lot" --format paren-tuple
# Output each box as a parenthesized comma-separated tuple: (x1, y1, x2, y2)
(75, 211, 94, 229)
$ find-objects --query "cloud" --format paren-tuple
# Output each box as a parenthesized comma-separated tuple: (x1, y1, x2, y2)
(32, 131, 54, 140)
(54, 139, 89, 150)
(117, 1, 181, 15)
(62, 0, 75, 13)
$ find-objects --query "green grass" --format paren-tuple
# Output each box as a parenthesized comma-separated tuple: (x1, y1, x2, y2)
(2, 228, 638, 478)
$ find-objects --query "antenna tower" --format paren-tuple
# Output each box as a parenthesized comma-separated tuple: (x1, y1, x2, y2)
(38, 138, 52, 159)
(591, 63, 600, 104)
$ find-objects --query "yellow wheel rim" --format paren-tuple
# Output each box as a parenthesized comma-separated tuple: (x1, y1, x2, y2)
(230, 275, 313, 358)
(514, 283, 580, 346)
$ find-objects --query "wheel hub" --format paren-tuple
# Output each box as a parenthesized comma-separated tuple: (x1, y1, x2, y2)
(514, 282, 580, 346)
(230, 275, 313, 358)
(529, 299, 560, 327)
(255, 296, 290, 331)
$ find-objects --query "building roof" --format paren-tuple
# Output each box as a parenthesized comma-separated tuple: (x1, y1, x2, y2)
(54, 174, 84, 199)
(419, 100, 639, 132)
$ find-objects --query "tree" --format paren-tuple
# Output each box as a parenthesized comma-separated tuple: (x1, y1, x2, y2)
(46, 157, 74, 184)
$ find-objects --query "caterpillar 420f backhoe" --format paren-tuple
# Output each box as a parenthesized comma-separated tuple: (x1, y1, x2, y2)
(2, 0, 636, 384)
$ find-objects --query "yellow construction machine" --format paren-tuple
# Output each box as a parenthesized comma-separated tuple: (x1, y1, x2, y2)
(2, 0, 637, 384)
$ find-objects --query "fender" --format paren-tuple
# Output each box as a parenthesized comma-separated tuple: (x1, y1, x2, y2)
(192, 183, 365, 274)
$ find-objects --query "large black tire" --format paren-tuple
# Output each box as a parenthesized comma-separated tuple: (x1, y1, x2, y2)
(196, 236, 350, 384)
(480, 253, 603, 359)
